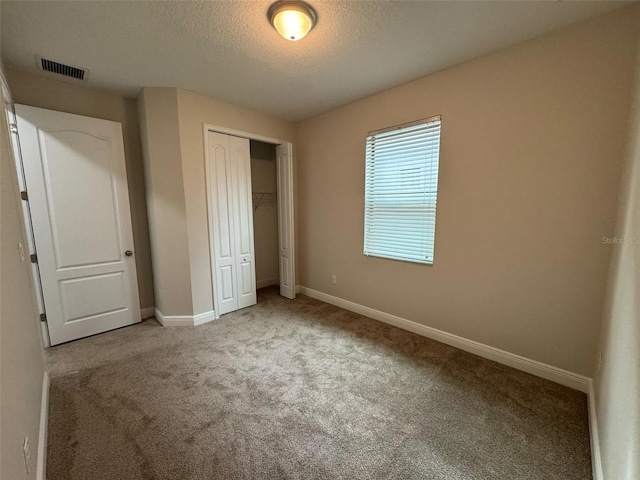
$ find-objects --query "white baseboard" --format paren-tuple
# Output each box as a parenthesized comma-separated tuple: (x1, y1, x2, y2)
(154, 308, 216, 327)
(257, 278, 279, 289)
(140, 307, 155, 320)
(37, 371, 49, 480)
(588, 380, 603, 480)
(193, 310, 217, 326)
(296, 286, 590, 393)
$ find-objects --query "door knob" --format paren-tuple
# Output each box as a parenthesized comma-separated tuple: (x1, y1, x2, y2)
(125, 250, 133, 257)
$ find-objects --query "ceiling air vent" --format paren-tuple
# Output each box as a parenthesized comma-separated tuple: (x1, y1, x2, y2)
(37, 57, 88, 81)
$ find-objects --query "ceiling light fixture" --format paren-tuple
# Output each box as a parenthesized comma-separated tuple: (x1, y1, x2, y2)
(268, 1, 317, 42)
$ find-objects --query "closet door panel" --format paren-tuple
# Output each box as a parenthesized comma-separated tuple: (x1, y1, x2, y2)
(276, 143, 295, 299)
(230, 136, 257, 309)
(207, 132, 239, 315)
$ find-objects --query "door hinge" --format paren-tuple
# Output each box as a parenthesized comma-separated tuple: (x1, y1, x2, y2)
(9, 123, 18, 134)
(20, 191, 28, 201)
(30, 253, 38, 264)
(39, 313, 47, 322)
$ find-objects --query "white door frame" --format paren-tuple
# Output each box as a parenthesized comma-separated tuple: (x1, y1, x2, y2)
(203, 123, 296, 319)
(1, 72, 51, 347)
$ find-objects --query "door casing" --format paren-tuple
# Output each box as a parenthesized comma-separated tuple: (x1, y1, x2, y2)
(2, 91, 51, 346)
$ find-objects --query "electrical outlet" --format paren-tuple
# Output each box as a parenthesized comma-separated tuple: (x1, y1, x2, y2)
(17, 242, 25, 262)
(23, 437, 31, 474)
(331, 275, 337, 285)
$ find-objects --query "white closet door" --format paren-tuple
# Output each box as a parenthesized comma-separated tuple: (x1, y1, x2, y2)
(230, 136, 257, 309)
(206, 132, 257, 316)
(207, 132, 239, 315)
(15, 104, 141, 345)
(276, 143, 295, 299)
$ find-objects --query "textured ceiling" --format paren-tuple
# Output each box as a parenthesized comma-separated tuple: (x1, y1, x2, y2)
(0, 1, 629, 121)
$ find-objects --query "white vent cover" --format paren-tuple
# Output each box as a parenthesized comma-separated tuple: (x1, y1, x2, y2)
(36, 56, 88, 81)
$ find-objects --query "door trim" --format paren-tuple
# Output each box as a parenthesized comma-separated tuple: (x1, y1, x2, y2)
(2, 76, 51, 346)
(203, 123, 296, 319)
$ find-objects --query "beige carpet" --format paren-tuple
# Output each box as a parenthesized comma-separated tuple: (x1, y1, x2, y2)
(45, 287, 591, 479)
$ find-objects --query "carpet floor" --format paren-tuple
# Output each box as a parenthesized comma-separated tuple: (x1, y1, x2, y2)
(45, 287, 592, 479)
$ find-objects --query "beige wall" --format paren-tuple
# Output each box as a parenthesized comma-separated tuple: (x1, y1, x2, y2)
(138, 88, 294, 316)
(1, 86, 46, 479)
(175, 88, 295, 315)
(251, 141, 279, 287)
(6, 68, 155, 310)
(594, 33, 640, 480)
(296, 7, 640, 376)
(137, 88, 192, 316)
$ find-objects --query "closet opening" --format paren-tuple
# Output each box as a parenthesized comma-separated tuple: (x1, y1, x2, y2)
(204, 124, 295, 320)
(250, 140, 279, 296)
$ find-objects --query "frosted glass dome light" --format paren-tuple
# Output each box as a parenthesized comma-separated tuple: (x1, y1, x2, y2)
(268, 1, 317, 41)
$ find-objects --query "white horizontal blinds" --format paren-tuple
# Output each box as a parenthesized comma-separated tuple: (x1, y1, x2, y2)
(364, 117, 441, 264)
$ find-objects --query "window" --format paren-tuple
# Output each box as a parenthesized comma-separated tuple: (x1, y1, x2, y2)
(364, 115, 441, 265)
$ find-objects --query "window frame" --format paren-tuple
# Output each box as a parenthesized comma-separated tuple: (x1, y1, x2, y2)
(363, 114, 442, 266)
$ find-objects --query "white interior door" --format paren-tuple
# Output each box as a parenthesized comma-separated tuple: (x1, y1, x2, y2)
(230, 135, 257, 309)
(15, 104, 141, 345)
(276, 143, 295, 299)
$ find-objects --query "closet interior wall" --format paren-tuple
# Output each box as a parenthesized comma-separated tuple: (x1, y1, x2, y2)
(250, 140, 280, 290)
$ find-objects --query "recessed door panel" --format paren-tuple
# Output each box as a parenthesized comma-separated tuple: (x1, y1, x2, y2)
(234, 147, 253, 257)
(280, 256, 291, 290)
(220, 265, 235, 301)
(39, 130, 122, 269)
(239, 261, 253, 296)
(60, 272, 127, 323)
(214, 145, 233, 260)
